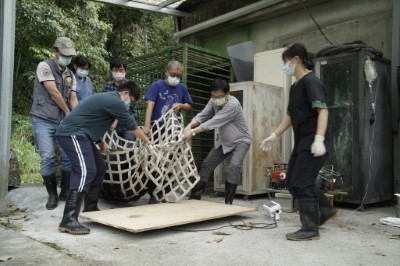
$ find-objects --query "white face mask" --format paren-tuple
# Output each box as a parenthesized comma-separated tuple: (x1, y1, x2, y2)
(76, 68, 89, 78)
(283, 60, 296, 76)
(124, 99, 131, 108)
(113, 72, 125, 82)
(123, 96, 131, 109)
(167, 75, 180, 86)
(212, 97, 226, 107)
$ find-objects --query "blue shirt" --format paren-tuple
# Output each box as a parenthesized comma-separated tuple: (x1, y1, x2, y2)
(75, 75, 94, 101)
(145, 80, 193, 121)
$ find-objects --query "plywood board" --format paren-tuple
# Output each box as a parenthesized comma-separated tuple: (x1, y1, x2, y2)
(80, 200, 256, 233)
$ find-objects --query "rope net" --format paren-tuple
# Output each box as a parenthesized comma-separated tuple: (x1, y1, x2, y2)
(101, 109, 200, 203)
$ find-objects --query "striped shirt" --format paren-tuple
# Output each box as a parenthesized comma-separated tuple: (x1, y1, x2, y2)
(193, 95, 252, 154)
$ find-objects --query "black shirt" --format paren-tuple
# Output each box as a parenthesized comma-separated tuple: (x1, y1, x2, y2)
(287, 73, 331, 151)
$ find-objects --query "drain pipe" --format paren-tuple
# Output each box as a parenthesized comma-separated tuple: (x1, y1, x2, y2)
(0, 0, 16, 213)
(391, 0, 400, 130)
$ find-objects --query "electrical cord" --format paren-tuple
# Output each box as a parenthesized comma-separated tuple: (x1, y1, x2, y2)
(300, 2, 333, 45)
(355, 76, 379, 212)
(170, 219, 277, 232)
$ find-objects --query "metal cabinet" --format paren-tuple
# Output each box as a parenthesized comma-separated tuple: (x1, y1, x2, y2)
(214, 82, 283, 196)
(315, 50, 393, 204)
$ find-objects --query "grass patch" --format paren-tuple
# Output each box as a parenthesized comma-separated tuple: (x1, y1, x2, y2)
(0, 218, 21, 230)
(11, 114, 41, 183)
(0, 207, 23, 231)
(42, 242, 63, 251)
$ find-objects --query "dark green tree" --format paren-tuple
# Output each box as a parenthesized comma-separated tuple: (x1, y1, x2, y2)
(14, 0, 174, 113)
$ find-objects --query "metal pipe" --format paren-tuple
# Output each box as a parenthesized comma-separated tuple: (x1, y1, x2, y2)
(90, 0, 188, 17)
(391, 0, 400, 131)
(0, 0, 16, 213)
(158, 0, 182, 8)
(173, 0, 284, 40)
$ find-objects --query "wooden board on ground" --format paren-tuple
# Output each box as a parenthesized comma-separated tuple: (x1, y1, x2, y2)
(80, 200, 256, 233)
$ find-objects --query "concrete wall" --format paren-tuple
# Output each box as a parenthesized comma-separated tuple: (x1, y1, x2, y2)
(199, 0, 392, 58)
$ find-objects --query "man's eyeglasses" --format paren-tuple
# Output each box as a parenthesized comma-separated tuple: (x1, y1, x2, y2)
(168, 72, 182, 78)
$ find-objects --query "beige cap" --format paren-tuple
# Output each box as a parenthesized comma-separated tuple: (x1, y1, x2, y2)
(53, 37, 76, 56)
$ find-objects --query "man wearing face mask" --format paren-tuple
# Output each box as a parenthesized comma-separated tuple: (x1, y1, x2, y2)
(55, 81, 151, 235)
(103, 59, 137, 141)
(182, 78, 252, 205)
(143, 60, 193, 204)
(30, 37, 78, 210)
(143, 60, 193, 137)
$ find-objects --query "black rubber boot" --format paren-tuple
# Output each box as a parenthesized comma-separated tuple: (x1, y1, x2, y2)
(43, 174, 58, 210)
(224, 181, 237, 205)
(58, 190, 90, 235)
(314, 187, 340, 226)
(148, 195, 159, 204)
(286, 198, 320, 241)
(189, 181, 206, 200)
(83, 186, 101, 212)
(147, 181, 159, 204)
(58, 170, 70, 201)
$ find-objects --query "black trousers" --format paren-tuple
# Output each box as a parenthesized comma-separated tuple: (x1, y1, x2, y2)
(287, 149, 328, 199)
(56, 135, 106, 193)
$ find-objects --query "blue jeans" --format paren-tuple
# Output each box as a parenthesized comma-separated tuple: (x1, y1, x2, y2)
(31, 115, 71, 176)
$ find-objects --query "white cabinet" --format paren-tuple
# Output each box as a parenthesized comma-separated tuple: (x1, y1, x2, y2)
(254, 48, 293, 162)
(214, 82, 283, 196)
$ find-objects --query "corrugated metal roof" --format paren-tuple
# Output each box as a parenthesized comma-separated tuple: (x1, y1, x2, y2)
(132, 0, 186, 8)
(175, 0, 214, 11)
(91, 0, 188, 16)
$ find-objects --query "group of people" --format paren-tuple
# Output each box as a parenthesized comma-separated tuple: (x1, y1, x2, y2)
(30, 36, 339, 240)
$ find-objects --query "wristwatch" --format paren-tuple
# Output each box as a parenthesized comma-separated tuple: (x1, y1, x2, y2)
(191, 129, 196, 136)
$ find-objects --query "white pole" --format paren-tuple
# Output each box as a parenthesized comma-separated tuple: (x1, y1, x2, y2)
(0, 0, 16, 213)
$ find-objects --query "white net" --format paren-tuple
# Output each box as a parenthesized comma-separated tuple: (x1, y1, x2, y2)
(101, 109, 200, 202)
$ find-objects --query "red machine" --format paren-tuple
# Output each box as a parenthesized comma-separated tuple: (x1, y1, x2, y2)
(270, 163, 288, 189)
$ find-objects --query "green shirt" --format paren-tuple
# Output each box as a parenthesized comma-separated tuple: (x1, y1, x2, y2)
(56, 91, 137, 142)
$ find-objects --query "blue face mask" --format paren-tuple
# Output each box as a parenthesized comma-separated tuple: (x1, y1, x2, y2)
(76, 68, 89, 78)
(57, 55, 72, 67)
(283, 61, 296, 76)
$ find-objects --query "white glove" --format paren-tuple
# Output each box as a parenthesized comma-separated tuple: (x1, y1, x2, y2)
(260, 133, 277, 152)
(311, 135, 326, 157)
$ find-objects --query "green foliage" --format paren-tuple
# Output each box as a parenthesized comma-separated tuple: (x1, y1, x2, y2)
(10, 114, 41, 183)
(99, 6, 175, 60)
(14, 0, 175, 111)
